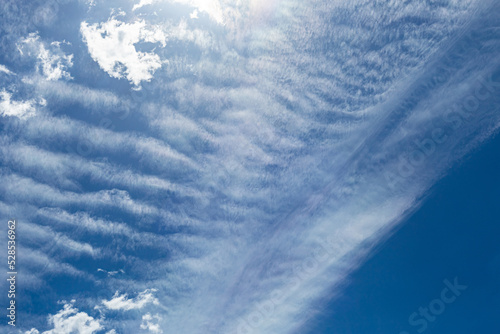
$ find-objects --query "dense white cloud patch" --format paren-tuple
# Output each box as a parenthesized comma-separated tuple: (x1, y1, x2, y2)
(101, 289, 160, 311)
(80, 18, 167, 88)
(25, 303, 102, 334)
(141, 313, 163, 333)
(0, 90, 39, 119)
(18, 33, 73, 81)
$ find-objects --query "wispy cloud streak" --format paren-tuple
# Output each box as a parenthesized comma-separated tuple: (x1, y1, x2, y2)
(1, 0, 499, 333)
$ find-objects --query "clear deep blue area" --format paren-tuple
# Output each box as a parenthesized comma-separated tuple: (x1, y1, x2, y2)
(306, 133, 500, 334)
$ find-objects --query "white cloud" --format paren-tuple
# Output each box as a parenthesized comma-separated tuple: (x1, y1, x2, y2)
(170, 0, 225, 24)
(133, 0, 154, 11)
(80, 18, 166, 88)
(36, 208, 177, 253)
(102, 289, 160, 311)
(87, 0, 96, 10)
(132, 0, 225, 24)
(18, 33, 73, 81)
(0, 64, 14, 75)
(1, 173, 164, 218)
(190, 10, 199, 19)
(141, 313, 163, 333)
(25, 329, 40, 334)
(26, 303, 102, 334)
(15, 115, 197, 171)
(0, 90, 38, 119)
(21, 221, 98, 259)
(21, 247, 91, 279)
(97, 268, 125, 276)
(131, 0, 282, 26)
(25, 76, 126, 111)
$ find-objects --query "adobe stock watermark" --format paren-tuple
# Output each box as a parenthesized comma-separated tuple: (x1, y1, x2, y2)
(384, 70, 500, 190)
(6, 219, 17, 327)
(399, 277, 467, 334)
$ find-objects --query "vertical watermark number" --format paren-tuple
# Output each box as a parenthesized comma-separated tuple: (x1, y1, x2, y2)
(7, 219, 16, 327)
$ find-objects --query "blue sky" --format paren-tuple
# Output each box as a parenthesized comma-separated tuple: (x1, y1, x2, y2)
(301, 131, 500, 334)
(0, 0, 499, 333)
